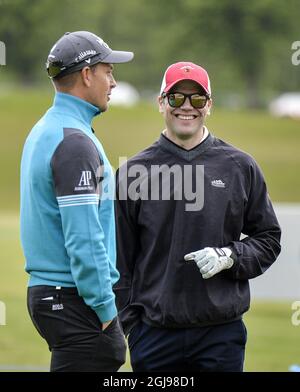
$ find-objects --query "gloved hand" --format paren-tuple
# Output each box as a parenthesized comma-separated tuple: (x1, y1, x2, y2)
(184, 247, 234, 279)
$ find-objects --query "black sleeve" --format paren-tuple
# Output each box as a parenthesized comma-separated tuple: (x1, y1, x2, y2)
(226, 160, 281, 280)
(113, 165, 141, 335)
(51, 128, 103, 198)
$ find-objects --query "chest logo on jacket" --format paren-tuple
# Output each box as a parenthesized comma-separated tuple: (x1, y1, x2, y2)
(211, 179, 226, 188)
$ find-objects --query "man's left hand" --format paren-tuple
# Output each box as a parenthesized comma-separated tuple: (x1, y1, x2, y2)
(184, 247, 234, 279)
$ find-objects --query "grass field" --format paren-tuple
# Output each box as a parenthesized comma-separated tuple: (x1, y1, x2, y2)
(0, 88, 300, 371)
(0, 212, 299, 372)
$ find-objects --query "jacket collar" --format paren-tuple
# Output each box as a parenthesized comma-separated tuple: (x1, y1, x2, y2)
(52, 92, 100, 129)
(158, 129, 214, 161)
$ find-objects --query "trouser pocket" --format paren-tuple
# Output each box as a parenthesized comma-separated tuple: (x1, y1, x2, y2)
(98, 316, 127, 368)
(27, 286, 127, 371)
(27, 288, 66, 349)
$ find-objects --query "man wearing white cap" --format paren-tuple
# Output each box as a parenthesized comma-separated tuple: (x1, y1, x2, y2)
(20, 31, 133, 371)
(115, 62, 281, 371)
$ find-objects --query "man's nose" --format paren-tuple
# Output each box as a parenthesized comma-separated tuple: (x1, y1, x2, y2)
(180, 96, 193, 109)
(110, 75, 117, 89)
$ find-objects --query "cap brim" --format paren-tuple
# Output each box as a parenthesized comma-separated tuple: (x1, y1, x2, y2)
(102, 50, 134, 64)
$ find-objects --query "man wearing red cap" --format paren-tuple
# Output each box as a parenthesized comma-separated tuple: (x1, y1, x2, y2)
(115, 62, 281, 372)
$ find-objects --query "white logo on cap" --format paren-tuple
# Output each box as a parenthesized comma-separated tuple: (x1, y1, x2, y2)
(180, 65, 194, 72)
(75, 50, 96, 62)
(85, 58, 91, 64)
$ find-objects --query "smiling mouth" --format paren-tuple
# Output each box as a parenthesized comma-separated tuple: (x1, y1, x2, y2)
(175, 114, 198, 120)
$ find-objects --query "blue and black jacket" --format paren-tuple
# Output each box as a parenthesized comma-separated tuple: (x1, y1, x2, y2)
(20, 92, 118, 323)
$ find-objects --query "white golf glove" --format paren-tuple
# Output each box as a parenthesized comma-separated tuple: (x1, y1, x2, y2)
(184, 247, 234, 279)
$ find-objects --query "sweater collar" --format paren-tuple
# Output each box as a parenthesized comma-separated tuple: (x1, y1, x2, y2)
(158, 129, 214, 161)
(52, 92, 101, 128)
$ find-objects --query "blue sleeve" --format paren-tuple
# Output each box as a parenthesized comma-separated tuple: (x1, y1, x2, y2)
(51, 128, 117, 322)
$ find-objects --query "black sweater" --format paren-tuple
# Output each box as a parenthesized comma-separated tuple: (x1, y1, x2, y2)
(114, 133, 281, 334)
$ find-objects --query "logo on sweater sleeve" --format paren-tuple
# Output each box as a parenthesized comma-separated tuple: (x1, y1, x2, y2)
(74, 171, 93, 191)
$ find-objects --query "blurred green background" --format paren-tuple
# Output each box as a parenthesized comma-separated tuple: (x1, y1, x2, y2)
(1, 0, 300, 372)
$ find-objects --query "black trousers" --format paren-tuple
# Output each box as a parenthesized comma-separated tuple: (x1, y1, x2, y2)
(128, 319, 247, 372)
(27, 285, 126, 372)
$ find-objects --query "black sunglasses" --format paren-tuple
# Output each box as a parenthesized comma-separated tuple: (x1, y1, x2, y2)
(162, 92, 209, 109)
(46, 60, 67, 78)
(46, 53, 101, 78)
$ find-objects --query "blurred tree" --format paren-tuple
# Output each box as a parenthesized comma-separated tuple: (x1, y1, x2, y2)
(0, 0, 299, 106)
(174, 0, 299, 107)
(0, 0, 104, 83)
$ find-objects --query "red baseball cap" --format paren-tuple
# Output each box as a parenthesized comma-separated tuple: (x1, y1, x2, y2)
(160, 61, 211, 97)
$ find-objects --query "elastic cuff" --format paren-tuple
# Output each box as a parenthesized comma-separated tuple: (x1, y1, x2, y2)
(93, 299, 118, 323)
(221, 247, 233, 258)
(229, 248, 238, 263)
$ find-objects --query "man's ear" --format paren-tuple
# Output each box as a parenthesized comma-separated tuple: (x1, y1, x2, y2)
(206, 99, 213, 115)
(81, 66, 92, 87)
(158, 95, 165, 113)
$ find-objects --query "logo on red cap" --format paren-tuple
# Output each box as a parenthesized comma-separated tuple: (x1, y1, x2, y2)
(181, 65, 194, 73)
